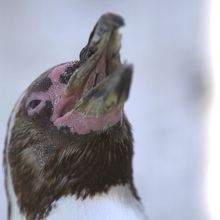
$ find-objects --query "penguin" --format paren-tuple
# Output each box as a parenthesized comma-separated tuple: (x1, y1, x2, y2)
(4, 13, 148, 220)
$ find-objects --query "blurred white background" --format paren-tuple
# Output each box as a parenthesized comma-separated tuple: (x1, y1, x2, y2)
(0, 0, 212, 220)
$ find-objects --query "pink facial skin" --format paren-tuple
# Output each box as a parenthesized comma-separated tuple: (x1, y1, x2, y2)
(26, 61, 123, 135)
(54, 108, 123, 135)
(26, 62, 77, 119)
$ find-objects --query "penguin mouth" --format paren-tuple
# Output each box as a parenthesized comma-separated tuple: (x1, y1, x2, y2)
(54, 13, 132, 134)
(63, 13, 133, 117)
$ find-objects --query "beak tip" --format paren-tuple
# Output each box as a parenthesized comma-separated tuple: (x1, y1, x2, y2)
(100, 13, 125, 28)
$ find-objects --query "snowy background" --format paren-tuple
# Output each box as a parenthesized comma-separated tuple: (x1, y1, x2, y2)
(0, 1, 211, 220)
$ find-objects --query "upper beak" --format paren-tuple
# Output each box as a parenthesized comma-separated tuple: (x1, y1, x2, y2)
(65, 13, 133, 117)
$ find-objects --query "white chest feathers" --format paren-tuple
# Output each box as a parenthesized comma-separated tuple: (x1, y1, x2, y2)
(46, 185, 147, 220)
(8, 183, 147, 220)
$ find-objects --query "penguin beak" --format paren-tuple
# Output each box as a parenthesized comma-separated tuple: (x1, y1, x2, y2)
(65, 13, 133, 117)
(73, 65, 132, 116)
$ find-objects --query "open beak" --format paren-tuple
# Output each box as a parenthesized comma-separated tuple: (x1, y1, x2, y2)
(74, 65, 132, 116)
(65, 13, 133, 117)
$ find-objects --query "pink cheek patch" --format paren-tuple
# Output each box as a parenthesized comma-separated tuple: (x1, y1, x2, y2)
(49, 62, 123, 134)
(53, 108, 123, 135)
(26, 61, 123, 135)
(26, 62, 75, 117)
(48, 62, 77, 121)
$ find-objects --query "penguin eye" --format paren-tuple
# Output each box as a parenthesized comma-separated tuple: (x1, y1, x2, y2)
(28, 100, 41, 109)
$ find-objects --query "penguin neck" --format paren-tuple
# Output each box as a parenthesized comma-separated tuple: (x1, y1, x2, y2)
(4, 92, 146, 219)
(7, 177, 147, 220)
(44, 185, 147, 220)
